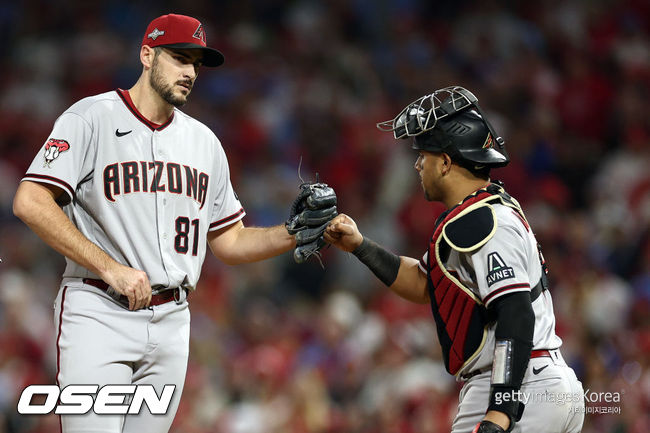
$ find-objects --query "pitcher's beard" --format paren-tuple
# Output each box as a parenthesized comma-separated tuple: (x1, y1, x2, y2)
(150, 58, 188, 107)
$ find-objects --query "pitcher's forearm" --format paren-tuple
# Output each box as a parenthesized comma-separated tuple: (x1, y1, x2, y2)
(208, 221, 295, 265)
(13, 181, 120, 278)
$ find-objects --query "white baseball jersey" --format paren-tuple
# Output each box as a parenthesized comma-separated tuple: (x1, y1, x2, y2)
(23, 89, 245, 290)
(419, 202, 563, 377)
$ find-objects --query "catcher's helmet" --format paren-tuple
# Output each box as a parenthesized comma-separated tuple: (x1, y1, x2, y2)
(377, 86, 509, 170)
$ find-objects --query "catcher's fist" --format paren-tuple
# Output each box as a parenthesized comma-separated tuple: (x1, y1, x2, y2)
(324, 214, 363, 252)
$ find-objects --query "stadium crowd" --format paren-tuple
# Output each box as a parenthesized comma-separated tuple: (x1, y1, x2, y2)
(0, 0, 648, 432)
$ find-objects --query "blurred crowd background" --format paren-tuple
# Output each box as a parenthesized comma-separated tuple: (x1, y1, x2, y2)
(1, 0, 649, 432)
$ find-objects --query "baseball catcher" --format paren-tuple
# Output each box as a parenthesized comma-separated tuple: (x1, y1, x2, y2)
(325, 86, 585, 432)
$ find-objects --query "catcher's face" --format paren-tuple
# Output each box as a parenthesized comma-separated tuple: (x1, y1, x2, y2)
(149, 48, 202, 107)
(414, 150, 445, 202)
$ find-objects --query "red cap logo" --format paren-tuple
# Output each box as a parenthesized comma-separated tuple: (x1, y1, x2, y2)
(482, 133, 494, 149)
(192, 24, 206, 45)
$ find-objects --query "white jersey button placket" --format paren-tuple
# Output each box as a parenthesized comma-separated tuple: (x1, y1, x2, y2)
(153, 131, 171, 287)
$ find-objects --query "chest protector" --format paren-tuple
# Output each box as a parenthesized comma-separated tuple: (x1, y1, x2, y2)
(426, 183, 534, 376)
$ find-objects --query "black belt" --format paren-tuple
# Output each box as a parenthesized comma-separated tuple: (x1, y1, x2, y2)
(460, 349, 552, 381)
(83, 278, 186, 308)
(530, 278, 545, 302)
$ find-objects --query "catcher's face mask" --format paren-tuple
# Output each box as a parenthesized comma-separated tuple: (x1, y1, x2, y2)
(377, 86, 500, 141)
(377, 86, 509, 168)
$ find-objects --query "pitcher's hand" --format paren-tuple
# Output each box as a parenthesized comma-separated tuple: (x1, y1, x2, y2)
(102, 264, 152, 310)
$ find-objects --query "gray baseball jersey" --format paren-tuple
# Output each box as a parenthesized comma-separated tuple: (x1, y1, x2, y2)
(24, 89, 246, 433)
(23, 89, 245, 290)
(419, 202, 562, 376)
(419, 201, 583, 432)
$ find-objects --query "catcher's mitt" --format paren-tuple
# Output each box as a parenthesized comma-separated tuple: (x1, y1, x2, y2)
(286, 181, 337, 263)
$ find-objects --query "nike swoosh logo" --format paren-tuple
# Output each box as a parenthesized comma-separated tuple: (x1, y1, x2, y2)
(115, 129, 132, 137)
(532, 365, 549, 375)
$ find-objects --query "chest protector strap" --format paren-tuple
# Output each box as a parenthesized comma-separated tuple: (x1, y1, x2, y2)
(426, 183, 531, 376)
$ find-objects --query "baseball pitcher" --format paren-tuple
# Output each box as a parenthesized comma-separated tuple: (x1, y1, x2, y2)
(325, 86, 584, 433)
(13, 14, 336, 433)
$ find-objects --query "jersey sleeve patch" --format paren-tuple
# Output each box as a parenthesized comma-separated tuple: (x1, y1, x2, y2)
(486, 251, 516, 287)
(43, 138, 71, 167)
(23, 111, 94, 203)
(470, 217, 533, 307)
(443, 204, 496, 252)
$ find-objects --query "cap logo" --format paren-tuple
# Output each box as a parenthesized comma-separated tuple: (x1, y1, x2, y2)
(148, 28, 165, 40)
(483, 133, 494, 149)
(192, 24, 206, 44)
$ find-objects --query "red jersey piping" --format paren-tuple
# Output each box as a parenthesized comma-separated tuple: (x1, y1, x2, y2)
(116, 89, 174, 131)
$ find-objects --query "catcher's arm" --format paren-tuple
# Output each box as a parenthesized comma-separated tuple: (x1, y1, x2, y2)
(325, 214, 429, 304)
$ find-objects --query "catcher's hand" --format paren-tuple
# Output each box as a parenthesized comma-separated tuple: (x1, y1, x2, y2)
(323, 214, 363, 252)
(286, 181, 337, 263)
